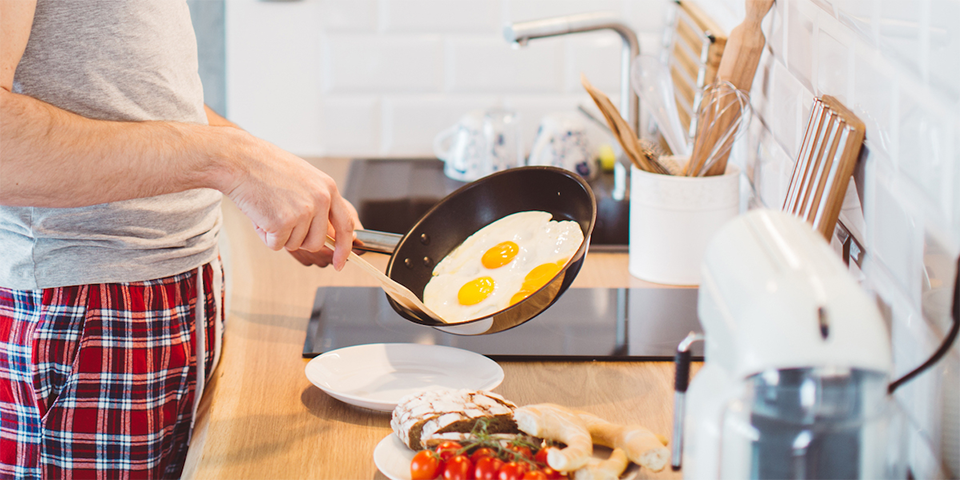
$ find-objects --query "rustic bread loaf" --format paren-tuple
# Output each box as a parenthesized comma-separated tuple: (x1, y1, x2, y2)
(391, 389, 518, 450)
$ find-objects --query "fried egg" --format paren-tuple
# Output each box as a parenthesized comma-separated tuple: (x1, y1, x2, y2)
(423, 211, 584, 323)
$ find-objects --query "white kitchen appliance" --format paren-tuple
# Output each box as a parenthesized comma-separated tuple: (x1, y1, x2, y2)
(674, 209, 903, 479)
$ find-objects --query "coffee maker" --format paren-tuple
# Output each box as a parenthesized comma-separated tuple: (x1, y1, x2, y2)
(674, 209, 901, 479)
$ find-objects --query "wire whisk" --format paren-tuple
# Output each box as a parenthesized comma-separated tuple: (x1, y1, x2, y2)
(684, 80, 752, 177)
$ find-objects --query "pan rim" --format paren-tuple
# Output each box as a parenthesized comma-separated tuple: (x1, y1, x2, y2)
(385, 165, 598, 329)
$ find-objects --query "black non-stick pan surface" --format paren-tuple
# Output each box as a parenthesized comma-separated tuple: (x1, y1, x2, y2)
(381, 166, 597, 335)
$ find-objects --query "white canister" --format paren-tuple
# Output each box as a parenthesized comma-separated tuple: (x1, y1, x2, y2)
(628, 160, 740, 285)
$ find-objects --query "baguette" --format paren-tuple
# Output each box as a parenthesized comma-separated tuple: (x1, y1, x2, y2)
(573, 448, 629, 480)
(513, 403, 592, 472)
(576, 412, 669, 472)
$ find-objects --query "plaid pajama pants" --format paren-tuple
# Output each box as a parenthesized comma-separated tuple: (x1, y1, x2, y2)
(0, 262, 223, 479)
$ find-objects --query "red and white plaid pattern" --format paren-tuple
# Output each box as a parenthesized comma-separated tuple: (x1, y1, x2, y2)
(0, 263, 222, 479)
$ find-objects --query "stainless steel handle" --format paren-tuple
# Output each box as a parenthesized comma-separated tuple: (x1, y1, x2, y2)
(354, 229, 402, 254)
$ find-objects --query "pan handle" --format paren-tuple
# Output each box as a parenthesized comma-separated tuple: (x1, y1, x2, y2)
(353, 229, 402, 254)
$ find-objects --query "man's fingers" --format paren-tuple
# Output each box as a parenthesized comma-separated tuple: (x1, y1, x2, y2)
(288, 248, 333, 267)
(329, 198, 356, 271)
(299, 216, 330, 253)
(284, 221, 311, 251)
(261, 224, 292, 251)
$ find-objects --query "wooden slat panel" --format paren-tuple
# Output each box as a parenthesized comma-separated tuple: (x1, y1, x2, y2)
(664, 1, 727, 146)
(782, 96, 866, 240)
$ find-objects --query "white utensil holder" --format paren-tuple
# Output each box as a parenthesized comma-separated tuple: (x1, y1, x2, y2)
(629, 159, 740, 285)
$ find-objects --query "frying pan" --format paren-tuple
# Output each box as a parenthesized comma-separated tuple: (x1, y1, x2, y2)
(352, 166, 597, 335)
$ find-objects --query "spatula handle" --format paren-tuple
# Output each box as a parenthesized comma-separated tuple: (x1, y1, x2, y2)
(324, 236, 447, 323)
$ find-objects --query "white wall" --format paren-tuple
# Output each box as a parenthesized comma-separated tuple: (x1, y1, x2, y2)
(225, 0, 667, 157)
(225, 0, 959, 477)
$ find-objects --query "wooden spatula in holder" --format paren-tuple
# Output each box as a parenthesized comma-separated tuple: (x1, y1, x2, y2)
(581, 74, 671, 175)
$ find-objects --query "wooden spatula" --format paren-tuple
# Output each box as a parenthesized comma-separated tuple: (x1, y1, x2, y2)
(686, 0, 774, 177)
(581, 74, 671, 175)
(324, 236, 448, 324)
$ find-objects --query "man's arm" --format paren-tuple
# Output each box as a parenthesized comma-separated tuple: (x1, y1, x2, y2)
(205, 105, 239, 128)
(0, 1, 356, 268)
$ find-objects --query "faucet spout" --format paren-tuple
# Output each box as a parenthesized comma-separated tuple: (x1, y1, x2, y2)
(504, 12, 640, 137)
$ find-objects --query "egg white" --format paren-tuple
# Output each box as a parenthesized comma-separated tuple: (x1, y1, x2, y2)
(423, 211, 584, 323)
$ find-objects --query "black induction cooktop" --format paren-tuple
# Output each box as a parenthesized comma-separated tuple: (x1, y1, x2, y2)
(302, 287, 703, 361)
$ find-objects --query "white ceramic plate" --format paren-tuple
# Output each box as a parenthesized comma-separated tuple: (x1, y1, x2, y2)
(304, 343, 504, 412)
(373, 433, 641, 480)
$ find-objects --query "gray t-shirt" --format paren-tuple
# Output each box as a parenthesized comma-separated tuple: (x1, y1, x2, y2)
(2, 0, 222, 290)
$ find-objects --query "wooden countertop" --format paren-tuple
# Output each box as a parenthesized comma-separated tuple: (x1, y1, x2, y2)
(182, 158, 693, 480)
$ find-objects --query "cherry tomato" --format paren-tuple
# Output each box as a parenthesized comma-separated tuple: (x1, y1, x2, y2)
(411, 449, 441, 480)
(497, 461, 529, 480)
(443, 455, 475, 480)
(436, 441, 464, 462)
(521, 471, 548, 480)
(533, 448, 550, 466)
(474, 456, 505, 480)
(470, 447, 498, 463)
(506, 444, 533, 461)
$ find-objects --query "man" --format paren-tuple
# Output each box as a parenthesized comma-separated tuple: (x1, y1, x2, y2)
(0, 1, 359, 477)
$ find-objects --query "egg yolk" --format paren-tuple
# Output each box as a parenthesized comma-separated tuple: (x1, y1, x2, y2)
(458, 277, 495, 305)
(509, 259, 568, 305)
(481, 241, 519, 269)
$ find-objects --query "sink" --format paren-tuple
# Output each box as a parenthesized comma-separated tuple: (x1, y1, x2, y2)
(343, 158, 628, 250)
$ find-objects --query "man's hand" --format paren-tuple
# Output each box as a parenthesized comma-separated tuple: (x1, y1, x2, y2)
(287, 204, 363, 268)
(204, 105, 362, 270)
(219, 135, 359, 270)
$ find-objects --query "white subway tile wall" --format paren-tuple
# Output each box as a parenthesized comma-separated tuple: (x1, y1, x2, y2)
(226, 0, 325, 154)
(226, 0, 666, 158)
(316, 95, 381, 156)
(786, 0, 816, 91)
(506, 0, 628, 23)
(928, 0, 960, 103)
(319, 0, 378, 32)
(446, 36, 564, 92)
(381, 0, 501, 32)
(226, 0, 959, 475)
(323, 34, 444, 92)
(852, 52, 897, 159)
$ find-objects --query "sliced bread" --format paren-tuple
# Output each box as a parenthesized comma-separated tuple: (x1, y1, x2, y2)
(391, 389, 518, 450)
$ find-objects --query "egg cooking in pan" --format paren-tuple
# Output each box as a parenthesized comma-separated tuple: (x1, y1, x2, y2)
(422, 211, 584, 323)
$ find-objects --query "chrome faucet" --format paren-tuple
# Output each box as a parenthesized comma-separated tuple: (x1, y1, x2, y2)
(504, 12, 641, 137)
